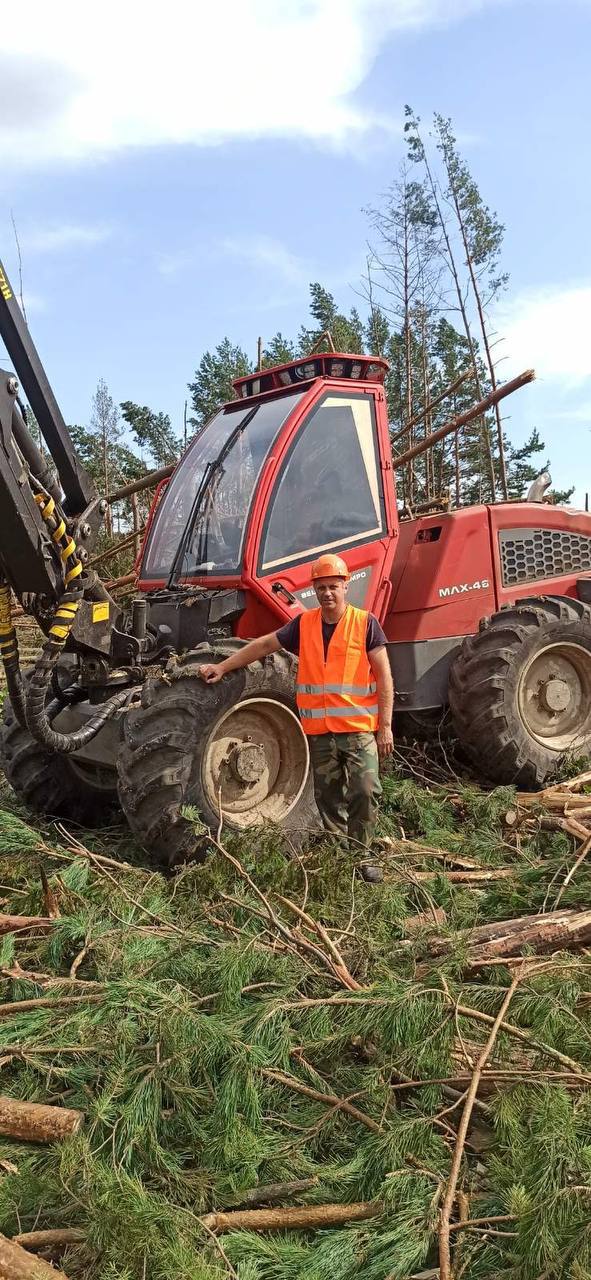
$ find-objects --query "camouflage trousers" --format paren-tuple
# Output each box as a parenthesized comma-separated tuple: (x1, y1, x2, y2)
(308, 731, 382, 849)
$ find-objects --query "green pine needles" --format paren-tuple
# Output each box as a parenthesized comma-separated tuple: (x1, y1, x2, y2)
(0, 767, 589, 1279)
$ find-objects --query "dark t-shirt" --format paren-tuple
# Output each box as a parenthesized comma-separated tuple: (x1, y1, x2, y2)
(276, 611, 387, 660)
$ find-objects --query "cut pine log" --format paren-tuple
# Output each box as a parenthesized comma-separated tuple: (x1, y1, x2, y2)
(428, 909, 591, 962)
(517, 792, 591, 811)
(0, 1232, 70, 1278)
(380, 838, 480, 870)
(225, 1178, 319, 1209)
(470, 912, 591, 961)
(12, 1230, 85, 1253)
(412, 868, 514, 884)
(0, 914, 54, 936)
(537, 769, 591, 794)
(200, 1201, 381, 1233)
(0, 1096, 84, 1144)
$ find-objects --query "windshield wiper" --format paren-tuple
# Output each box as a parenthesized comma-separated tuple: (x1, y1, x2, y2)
(167, 406, 258, 588)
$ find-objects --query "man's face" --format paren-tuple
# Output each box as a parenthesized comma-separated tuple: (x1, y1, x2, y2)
(313, 576, 348, 611)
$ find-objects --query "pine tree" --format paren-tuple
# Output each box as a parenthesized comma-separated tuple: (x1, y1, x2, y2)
(89, 379, 123, 536)
(505, 428, 575, 503)
(364, 166, 442, 504)
(434, 113, 510, 498)
(188, 339, 252, 428)
(261, 333, 297, 367)
(300, 284, 365, 354)
(404, 106, 497, 500)
(120, 402, 181, 468)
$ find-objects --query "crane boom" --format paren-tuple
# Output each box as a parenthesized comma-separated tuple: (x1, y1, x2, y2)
(0, 258, 96, 513)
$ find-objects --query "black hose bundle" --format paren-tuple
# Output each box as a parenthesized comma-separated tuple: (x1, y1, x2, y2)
(1, 488, 137, 754)
(0, 577, 27, 728)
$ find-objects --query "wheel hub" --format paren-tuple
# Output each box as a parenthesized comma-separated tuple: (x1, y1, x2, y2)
(517, 641, 591, 751)
(539, 677, 572, 714)
(227, 740, 266, 784)
(202, 697, 309, 829)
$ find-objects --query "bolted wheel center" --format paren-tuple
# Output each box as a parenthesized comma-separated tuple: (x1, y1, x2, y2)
(539, 677, 572, 714)
(518, 640, 591, 749)
(227, 741, 266, 784)
(202, 696, 310, 829)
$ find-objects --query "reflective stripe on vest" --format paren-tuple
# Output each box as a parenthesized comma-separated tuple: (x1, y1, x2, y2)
(295, 604, 379, 735)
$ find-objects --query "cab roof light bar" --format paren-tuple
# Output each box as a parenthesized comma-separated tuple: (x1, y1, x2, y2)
(232, 352, 389, 401)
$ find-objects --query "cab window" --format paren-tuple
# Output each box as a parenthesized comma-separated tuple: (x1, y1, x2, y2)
(260, 393, 384, 571)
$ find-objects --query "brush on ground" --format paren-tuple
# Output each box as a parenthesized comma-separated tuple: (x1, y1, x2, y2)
(0, 762, 589, 1279)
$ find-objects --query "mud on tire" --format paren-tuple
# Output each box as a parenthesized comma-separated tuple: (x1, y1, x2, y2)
(116, 643, 316, 867)
(449, 595, 591, 788)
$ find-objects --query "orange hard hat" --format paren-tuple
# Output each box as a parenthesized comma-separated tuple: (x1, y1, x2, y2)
(310, 554, 350, 581)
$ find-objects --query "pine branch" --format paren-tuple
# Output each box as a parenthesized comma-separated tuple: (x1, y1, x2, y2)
(439, 969, 524, 1279)
(0, 994, 103, 1018)
(260, 1067, 381, 1133)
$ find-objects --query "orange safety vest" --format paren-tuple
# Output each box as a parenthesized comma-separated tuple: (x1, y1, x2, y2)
(296, 605, 379, 735)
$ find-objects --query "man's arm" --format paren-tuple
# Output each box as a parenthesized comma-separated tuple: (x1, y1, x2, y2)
(369, 645, 394, 760)
(199, 632, 281, 683)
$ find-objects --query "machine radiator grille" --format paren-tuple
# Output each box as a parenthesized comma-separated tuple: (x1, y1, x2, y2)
(500, 527, 591, 587)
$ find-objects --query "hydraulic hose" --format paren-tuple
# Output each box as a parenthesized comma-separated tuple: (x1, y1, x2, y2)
(0, 577, 27, 728)
(22, 488, 136, 754)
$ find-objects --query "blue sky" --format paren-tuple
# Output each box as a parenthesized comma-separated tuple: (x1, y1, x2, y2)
(0, 0, 589, 502)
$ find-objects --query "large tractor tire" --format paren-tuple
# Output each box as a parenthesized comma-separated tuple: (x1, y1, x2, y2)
(396, 707, 452, 743)
(117, 643, 315, 866)
(0, 683, 115, 824)
(449, 596, 591, 788)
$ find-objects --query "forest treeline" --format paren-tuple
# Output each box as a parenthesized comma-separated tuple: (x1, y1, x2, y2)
(58, 108, 572, 534)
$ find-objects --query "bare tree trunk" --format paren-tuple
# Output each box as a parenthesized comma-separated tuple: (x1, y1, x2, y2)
(102, 427, 112, 537)
(445, 180, 508, 499)
(412, 142, 497, 499)
(365, 257, 383, 355)
(419, 309, 433, 500)
(402, 198, 415, 505)
(130, 491, 140, 562)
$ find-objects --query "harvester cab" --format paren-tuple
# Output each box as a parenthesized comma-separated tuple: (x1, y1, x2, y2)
(0, 251, 590, 866)
(137, 353, 398, 639)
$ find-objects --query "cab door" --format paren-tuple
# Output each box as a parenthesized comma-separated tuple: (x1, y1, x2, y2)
(247, 387, 397, 625)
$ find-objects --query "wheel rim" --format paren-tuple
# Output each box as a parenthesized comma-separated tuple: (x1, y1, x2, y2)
(201, 697, 309, 828)
(517, 642, 591, 751)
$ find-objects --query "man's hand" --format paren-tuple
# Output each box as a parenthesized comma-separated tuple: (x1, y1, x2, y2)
(198, 663, 225, 683)
(376, 725, 394, 761)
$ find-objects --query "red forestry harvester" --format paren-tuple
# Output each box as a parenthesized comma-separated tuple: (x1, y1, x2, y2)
(0, 255, 589, 864)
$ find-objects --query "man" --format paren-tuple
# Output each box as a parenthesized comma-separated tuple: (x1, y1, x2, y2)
(198, 554, 394, 850)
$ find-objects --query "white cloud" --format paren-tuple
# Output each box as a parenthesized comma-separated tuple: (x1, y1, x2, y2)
(21, 224, 112, 254)
(0, 0, 516, 166)
(218, 235, 310, 287)
(156, 232, 312, 290)
(496, 282, 591, 388)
